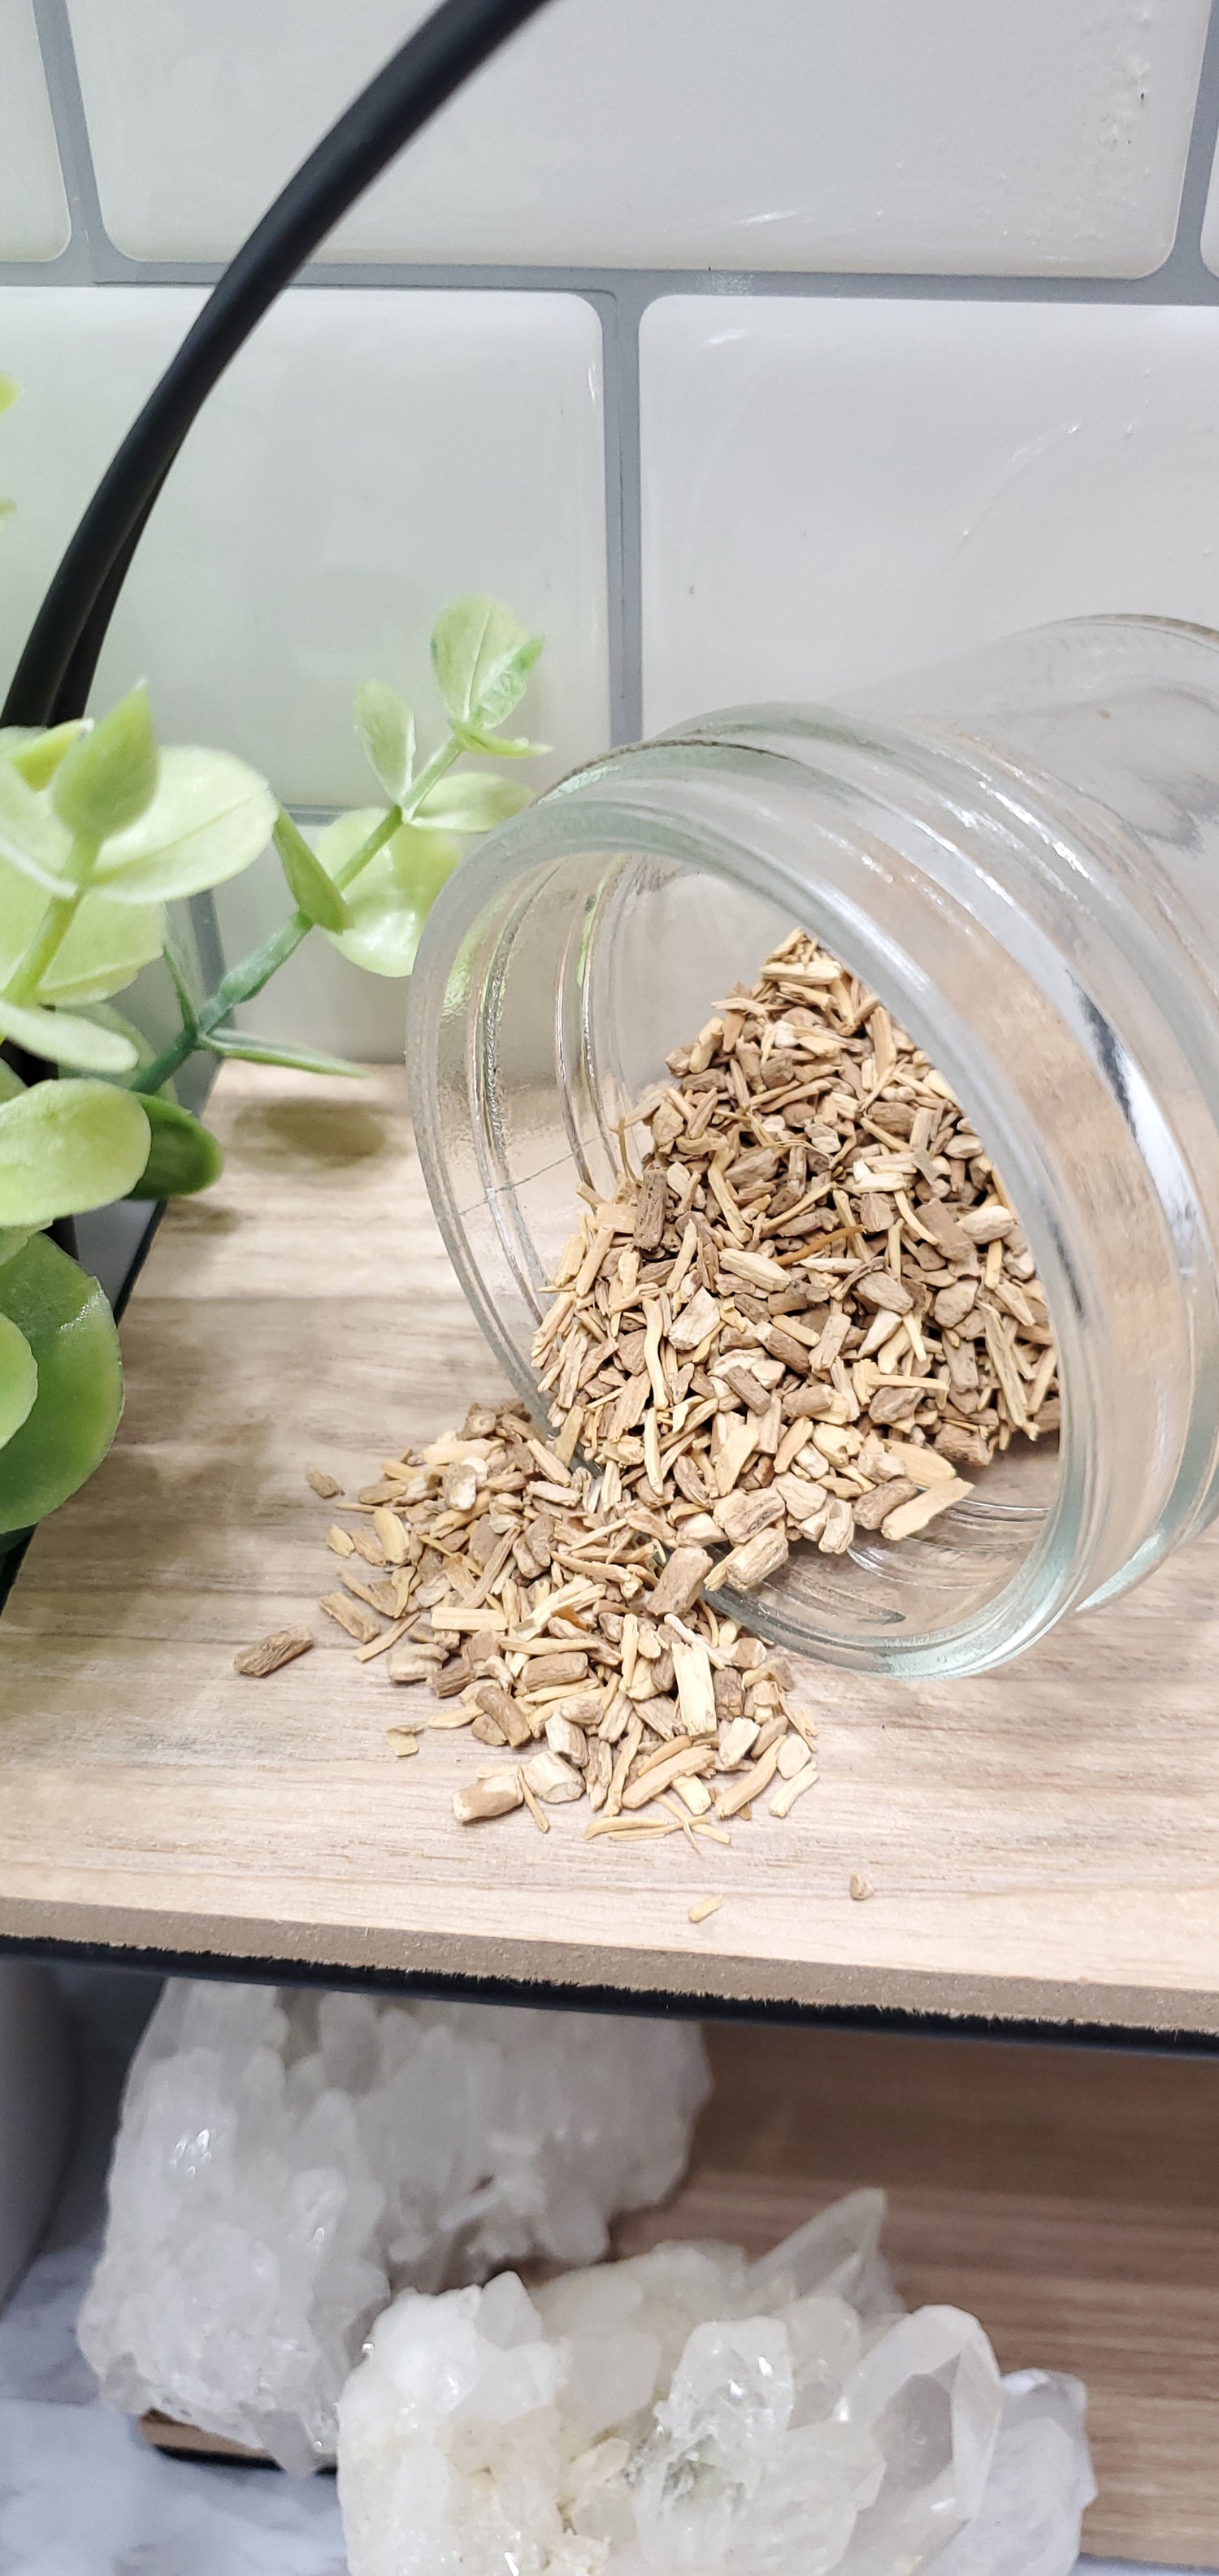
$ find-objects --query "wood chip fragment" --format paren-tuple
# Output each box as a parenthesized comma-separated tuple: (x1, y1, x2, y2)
(523, 1748, 585, 1804)
(519, 1771, 551, 1833)
(386, 1646, 445, 1685)
(233, 1627, 314, 1677)
(648, 1545, 715, 1617)
(372, 1506, 409, 1563)
(318, 1592, 382, 1645)
(717, 1741, 783, 1819)
(688, 1894, 722, 1924)
(880, 1477, 970, 1541)
(306, 1466, 342, 1499)
(453, 1768, 523, 1824)
(849, 1870, 873, 1901)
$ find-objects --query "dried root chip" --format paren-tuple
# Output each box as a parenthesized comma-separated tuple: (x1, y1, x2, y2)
(453, 1768, 523, 1824)
(234, 1627, 314, 1677)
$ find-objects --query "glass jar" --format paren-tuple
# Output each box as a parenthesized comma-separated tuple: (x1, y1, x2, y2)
(406, 615, 1219, 1679)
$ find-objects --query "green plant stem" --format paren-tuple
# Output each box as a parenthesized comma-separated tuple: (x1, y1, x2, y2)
(128, 735, 461, 1097)
(1, 835, 99, 1004)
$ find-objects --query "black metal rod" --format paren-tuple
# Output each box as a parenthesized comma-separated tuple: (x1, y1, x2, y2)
(3, 0, 554, 729)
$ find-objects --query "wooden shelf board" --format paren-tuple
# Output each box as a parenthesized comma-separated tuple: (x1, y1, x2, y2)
(4, 1062, 1219, 2030)
(142, 2023, 1219, 2566)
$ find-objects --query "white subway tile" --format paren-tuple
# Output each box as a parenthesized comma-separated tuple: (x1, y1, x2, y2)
(0, 287, 608, 806)
(67, 0, 1207, 276)
(641, 296, 1219, 730)
(0, 0, 69, 262)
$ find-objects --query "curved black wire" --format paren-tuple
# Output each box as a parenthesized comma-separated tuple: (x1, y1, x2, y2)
(2, 0, 554, 730)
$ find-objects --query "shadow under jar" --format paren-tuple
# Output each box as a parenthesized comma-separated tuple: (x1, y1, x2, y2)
(406, 615, 1219, 1680)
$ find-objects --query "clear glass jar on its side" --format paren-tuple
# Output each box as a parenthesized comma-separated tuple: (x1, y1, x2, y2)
(406, 616, 1219, 1679)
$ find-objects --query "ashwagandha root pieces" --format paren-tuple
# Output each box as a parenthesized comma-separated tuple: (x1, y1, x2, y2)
(534, 926, 1056, 1576)
(288, 929, 1053, 1844)
(298, 1394, 818, 1838)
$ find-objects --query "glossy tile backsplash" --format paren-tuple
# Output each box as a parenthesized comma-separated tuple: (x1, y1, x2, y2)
(6, 0, 1219, 1052)
(640, 297, 1219, 726)
(0, 0, 67, 261)
(63, 0, 1211, 275)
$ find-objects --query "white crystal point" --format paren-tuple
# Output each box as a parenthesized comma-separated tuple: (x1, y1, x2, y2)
(337, 2197, 1092, 2576)
(834, 2306, 1003, 2574)
(746, 2188, 897, 2322)
(923, 2369, 1096, 2576)
(77, 1982, 709, 2471)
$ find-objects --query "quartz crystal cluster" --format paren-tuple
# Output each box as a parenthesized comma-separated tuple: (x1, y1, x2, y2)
(77, 1980, 709, 2474)
(336, 2189, 1095, 2576)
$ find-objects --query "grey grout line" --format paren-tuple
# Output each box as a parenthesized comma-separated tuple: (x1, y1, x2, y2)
(578, 287, 633, 748)
(1157, 0, 1219, 298)
(26, 0, 109, 283)
(24, 251, 1219, 304)
(599, 280, 645, 746)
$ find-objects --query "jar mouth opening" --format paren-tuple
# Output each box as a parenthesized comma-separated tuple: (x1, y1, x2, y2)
(410, 763, 1082, 1680)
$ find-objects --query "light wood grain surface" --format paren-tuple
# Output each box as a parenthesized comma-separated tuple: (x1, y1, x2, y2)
(144, 2020, 1219, 2567)
(3, 1061, 1219, 2029)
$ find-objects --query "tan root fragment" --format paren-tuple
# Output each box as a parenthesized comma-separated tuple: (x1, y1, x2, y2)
(880, 1477, 971, 1542)
(319, 1592, 382, 1646)
(519, 1772, 551, 1833)
(234, 1628, 314, 1677)
(770, 1765, 818, 1817)
(717, 1741, 783, 1819)
(454, 1768, 523, 1824)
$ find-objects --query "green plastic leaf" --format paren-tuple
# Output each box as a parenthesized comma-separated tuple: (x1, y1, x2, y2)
(53, 687, 159, 842)
(40, 892, 166, 1006)
(0, 1078, 150, 1225)
(273, 810, 351, 931)
(452, 724, 548, 761)
(0, 1233, 124, 1533)
(431, 598, 544, 735)
(314, 809, 461, 978)
(0, 720, 88, 789)
(0, 1062, 24, 1104)
(354, 680, 414, 804)
(0, 997, 140, 1073)
(414, 774, 532, 832)
(126, 1095, 223, 1199)
(0, 1310, 37, 1451)
(93, 747, 276, 902)
(206, 1030, 366, 1078)
(0, 849, 166, 1008)
(0, 757, 72, 891)
(0, 1226, 29, 1267)
(72, 1004, 178, 1101)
